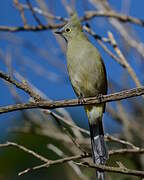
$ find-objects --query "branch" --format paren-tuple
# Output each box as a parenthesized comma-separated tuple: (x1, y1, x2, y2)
(18, 153, 90, 176)
(0, 141, 143, 176)
(44, 110, 90, 135)
(109, 148, 144, 155)
(19, 148, 144, 176)
(108, 32, 142, 87)
(0, 141, 49, 163)
(0, 23, 64, 32)
(83, 25, 126, 68)
(76, 161, 144, 177)
(26, 0, 43, 26)
(21, 4, 68, 21)
(0, 71, 138, 146)
(14, 0, 27, 27)
(22, 5, 144, 27)
(1, 9, 144, 32)
(47, 144, 88, 180)
(0, 71, 42, 101)
(0, 86, 144, 114)
(83, 11, 144, 27)
(105, 134, 138, 149)
(22, 5, 143, 27)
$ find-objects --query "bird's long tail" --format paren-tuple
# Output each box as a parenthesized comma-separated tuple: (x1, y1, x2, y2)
(85, 105, 108, 180)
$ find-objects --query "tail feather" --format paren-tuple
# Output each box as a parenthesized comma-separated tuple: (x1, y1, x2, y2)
(90, 125, 108, 180)
(92, 135, 108, 164)
(86, 105, 108, 180)
(96, 171, 105, 180)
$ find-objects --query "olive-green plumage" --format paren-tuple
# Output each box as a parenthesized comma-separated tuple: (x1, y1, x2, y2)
(55, 12, 108, 180)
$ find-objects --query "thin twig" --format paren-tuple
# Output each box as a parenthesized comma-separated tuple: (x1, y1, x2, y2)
(52, 112, 86, 153)
(0, 141, 49, 163)
(94, 0, 144, 62)
(105, 134, 138, 149)
(26, 0, 43, 26)
(47, 144, 88, 180)
(1, 9, 144, 33)
(109, 148, 144, 155)
(83, 25, 126, 68)
(0, 141, 143, 176)
(18, 153, 89, 176)
(22, 6, 144, 27)
(82, 11, 144, 27)
(108, 31, 142, 87)
(0, 70, 43, 101)
(0, 23, 65, 32)
(76, 161, 144, 177)
(22, 4, 68, 21)
(18, 148, 144, 176)
(13, 0, 28, 27)
(44, 110, 90, 135)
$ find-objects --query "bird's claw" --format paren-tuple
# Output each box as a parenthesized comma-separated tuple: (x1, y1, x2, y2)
(96, 94, 103, 102)
(78, 94, 86, 104)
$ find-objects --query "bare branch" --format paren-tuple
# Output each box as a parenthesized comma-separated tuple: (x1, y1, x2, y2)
(22, 4, 68, 21)
(108, 31, 142, 87)
(47, 144, 88, 180)
(26, 0, 43, 26)
(13, 0, 28, 27)
(0, 70, 42, 101)
(109, 148, 144, 156)
(82, 11, 144, 27)
(83, 25, 126, 68)
(18, 153, 90, 176)
(76, 161, 144, 177)
(22, 5, 144, 27)
(0, 141, 49, 163)
(0, 23, 64, 32)
(18, 148, 144, 176)
(0, 86, 144, 114)
(105, 134, 138, 149)
(44, 110, 90, 135)
(0, 141, 143, 177)
(1, 9, 144, 33)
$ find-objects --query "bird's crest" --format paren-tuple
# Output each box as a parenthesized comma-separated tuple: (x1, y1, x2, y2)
(70, 12, 82, 29)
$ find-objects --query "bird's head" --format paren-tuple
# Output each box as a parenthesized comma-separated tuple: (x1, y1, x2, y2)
(55, 12, 82, 42)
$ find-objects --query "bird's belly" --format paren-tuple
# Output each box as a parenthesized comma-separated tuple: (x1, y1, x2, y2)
(67, 48, 107, 98)
(69, 68, 100, 98)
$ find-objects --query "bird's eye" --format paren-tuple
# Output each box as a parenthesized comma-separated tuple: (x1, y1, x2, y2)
(65, 28, 71, 32)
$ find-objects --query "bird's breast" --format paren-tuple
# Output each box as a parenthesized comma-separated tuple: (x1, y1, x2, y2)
(66, 40, 107, 97)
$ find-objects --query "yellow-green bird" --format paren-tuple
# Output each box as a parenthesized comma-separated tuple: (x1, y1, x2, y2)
(55, 13, 108, 180)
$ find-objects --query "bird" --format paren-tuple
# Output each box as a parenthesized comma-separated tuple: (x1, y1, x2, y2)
(55, 12, 108, 180)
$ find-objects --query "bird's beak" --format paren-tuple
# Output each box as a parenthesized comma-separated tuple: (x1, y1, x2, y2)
(54, 29, 62, 35)
(54, 27, 67, 42)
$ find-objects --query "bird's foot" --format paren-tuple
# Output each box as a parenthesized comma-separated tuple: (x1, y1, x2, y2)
(96, 94, 103, 102)
(78, 93, 86, 104)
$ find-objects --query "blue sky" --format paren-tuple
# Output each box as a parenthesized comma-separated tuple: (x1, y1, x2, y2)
(0, 0, 144, 136)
